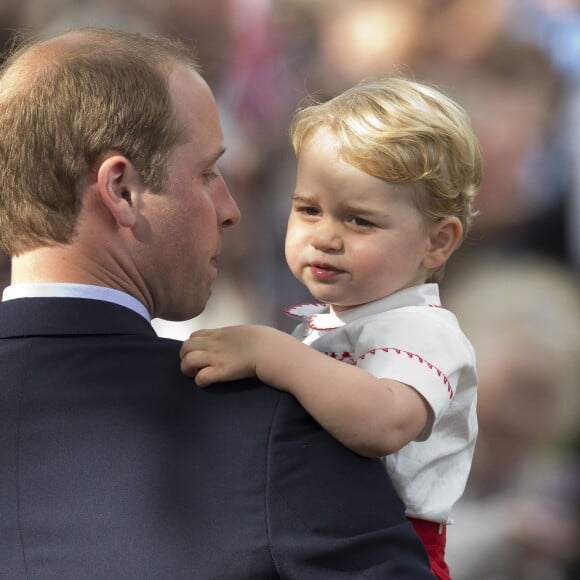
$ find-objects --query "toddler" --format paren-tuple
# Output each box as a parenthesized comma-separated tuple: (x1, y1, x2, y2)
(180, 76, 483, 579)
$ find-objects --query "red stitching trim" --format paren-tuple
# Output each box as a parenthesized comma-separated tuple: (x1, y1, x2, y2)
(358, 348, 454, 399)
(325, 351, 356, 364)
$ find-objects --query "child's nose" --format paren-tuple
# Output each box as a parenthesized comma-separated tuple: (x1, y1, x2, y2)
(311, 221, 343, 251)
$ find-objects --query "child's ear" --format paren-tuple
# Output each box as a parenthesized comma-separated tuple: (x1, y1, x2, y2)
(422, 216, 463, 270)
(96, 155, 145, 228)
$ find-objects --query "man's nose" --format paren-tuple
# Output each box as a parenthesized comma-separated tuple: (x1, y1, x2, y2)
(216, 179, 241, 228)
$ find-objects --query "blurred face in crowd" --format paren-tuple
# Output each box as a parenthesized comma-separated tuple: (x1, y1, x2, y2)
(136, 64, 240, 320)
(477, 336, 562, 449)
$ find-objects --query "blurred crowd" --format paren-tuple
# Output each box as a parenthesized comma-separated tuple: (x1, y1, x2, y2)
(1, 1, 579, 578)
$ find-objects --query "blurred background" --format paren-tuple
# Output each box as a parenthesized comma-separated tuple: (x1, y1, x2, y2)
(1, 1, 578, 578)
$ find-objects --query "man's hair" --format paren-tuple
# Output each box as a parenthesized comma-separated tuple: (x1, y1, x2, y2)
(290, 77, 483, 281)
(0, 28, 200, 254)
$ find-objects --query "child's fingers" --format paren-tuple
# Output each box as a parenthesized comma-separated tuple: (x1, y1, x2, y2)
(194, 366, 220, 388)
(180, 356, 199, 378)
(180, 330, 217, 359)
(180, 348, 209, 377)
(179, 339, 195, 360)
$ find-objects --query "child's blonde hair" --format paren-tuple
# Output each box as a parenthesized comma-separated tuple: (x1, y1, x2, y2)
(290, 77, 483, 281)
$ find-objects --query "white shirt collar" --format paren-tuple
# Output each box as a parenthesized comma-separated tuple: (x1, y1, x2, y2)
(332, 283, 441, 323)
(2, 283, 151, 321)
(287, 284, 441, 330)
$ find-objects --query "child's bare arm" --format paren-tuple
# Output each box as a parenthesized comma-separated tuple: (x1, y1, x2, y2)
(180, 325, 430, 457)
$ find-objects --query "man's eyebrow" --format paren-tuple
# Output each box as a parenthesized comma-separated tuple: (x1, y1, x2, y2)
(201, 147, 226, 167)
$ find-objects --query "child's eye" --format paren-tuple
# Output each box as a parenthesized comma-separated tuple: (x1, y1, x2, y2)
(297, 206, 320, 217)
(348, 216, 374, 227)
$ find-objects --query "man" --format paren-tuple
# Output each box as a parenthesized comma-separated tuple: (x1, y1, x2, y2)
(0, 28, 434, 579)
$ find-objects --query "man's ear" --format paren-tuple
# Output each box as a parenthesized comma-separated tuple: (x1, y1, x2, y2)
(422, 216, 463, 270)
(96, 155, 145, 228)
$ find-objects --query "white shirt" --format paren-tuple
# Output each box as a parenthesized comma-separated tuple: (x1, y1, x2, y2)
(2, 283, 151, 322)
(287, 284, 478, 523)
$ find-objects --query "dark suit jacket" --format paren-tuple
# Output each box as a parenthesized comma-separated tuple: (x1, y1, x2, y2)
(0, 297, 434, 579)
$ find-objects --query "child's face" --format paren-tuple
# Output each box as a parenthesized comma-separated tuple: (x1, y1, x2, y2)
(285, 129, 433, 311)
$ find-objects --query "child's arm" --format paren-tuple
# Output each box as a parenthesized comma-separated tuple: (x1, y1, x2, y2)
(180, 325, 430, 458)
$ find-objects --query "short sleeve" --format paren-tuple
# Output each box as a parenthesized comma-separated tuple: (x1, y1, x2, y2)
(350, 308, 475, 430)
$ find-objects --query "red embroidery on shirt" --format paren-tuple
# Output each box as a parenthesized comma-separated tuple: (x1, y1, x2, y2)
(324, 351, 356, 365)
(358, 348, 454, 399)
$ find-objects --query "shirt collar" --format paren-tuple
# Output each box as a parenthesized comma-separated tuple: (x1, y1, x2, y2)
(286, 284, 441, 331)
(2, 283, 151, 322)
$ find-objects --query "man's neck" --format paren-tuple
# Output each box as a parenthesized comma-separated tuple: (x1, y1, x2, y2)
(11, 245, 104, 285)
(10, 245, 153, 318)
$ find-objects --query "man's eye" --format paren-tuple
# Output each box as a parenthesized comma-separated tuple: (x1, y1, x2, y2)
(202, 170, 219, 183)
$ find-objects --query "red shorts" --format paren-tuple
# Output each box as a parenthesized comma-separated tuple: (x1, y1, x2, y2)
(408, 517, 451, 580)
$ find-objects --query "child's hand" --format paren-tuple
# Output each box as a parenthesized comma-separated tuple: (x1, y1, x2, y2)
(180, 325, 264, 387)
